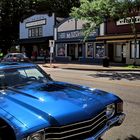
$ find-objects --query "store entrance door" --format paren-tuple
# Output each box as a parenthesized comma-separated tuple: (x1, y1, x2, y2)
(108, 43, 114, 62)
(67, 44, 76, 60)
(122, 44, 126, 63)
(67, 44, 83, 61)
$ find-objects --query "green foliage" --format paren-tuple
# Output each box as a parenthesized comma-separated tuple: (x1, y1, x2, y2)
(0, 0, 80, 52)
(0, 0, 38, 51)
(126, 65, 140, 69)
(71, 0, 140, 40)
(36, 0, 80, 17)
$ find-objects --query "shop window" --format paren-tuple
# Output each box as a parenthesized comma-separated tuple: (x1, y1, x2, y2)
(86, 43, 93, 58)
(28, 26, 43, 38)
(28, 29, 31, 38)
(95, 43, 105, 58)
(57, 44, 66, 57)
(130, 41, 140, 59)
(38, 27, 43, 36)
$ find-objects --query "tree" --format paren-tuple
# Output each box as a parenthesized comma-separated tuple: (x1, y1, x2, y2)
(0, 0, 38, 53)
(36, 0, 80, 17)
(0, 0, 80, 53)
(71, 0, 140, 65)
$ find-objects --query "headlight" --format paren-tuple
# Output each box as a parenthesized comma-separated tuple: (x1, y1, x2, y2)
(28, 132, 44, 140)
(106, 104, 115, 118)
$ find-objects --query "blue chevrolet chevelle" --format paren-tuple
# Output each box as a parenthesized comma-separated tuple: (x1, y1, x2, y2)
(0, 62, 125, 140)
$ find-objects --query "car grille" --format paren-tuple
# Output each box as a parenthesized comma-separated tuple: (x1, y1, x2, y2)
(45, 110, 107, 140)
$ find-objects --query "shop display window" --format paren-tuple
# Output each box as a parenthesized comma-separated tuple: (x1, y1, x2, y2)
(57, 44, 66, 56)
(78, 44, 83, 57)
(95, 43, 105, 58)
(130, 41, 140, 58)
(87, 43, 93, 58)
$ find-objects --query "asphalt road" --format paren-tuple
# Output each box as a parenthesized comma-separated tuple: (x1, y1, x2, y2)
(40, 66, 140, 140)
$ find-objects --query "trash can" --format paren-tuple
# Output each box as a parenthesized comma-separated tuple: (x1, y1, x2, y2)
(103, 56, 109, 67)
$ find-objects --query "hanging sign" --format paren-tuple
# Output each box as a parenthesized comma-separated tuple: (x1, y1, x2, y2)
(49, 40, 54, 53)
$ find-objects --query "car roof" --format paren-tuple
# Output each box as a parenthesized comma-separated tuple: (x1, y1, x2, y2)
(0, 62, 36, 70)
(8, 53, 24, 55)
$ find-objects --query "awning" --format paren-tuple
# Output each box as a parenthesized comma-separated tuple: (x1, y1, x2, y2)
(96, 34, 140, 40)
(19, 37, 53, 44)
(107, 40, 128, 43)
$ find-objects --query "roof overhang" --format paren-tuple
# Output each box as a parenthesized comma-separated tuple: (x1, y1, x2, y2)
(96, 34, 140, 41)
(19, 37, 53, 44)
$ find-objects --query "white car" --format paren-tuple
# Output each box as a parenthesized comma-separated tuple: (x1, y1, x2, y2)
(2, 53, 29, 62)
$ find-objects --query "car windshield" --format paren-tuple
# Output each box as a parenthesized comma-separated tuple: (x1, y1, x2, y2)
(0, 66, 51, 88)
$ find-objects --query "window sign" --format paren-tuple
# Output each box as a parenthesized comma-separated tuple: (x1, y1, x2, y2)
(95, 43, 105, 58)
(57, 44, 66, 56)
(87, 43, 93, 58)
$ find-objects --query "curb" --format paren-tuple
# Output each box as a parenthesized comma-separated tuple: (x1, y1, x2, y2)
(62, 68, 140, 71)
(42, 65, 140, 71)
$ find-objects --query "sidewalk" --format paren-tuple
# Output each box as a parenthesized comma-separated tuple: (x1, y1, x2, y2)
(41, 62, 140, 71)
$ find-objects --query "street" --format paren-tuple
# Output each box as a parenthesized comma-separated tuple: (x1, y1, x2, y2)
(40, 65, 140, 140)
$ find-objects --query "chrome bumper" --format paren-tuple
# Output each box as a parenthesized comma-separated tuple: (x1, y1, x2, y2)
(86, 113, 126, 140)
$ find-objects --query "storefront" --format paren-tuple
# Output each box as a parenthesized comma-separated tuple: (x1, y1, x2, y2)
(19, 13, 55, 60)
(97, 36, 140, 65)
(54, 18, 104, 63)
(96, 16, 140, 65)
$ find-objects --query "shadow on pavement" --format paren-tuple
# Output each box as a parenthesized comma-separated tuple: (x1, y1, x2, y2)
(102, 135, 140, 140)
(89, 72, 140, 81)
(116, 135, 140, 140)
(125, 135, 140, 140)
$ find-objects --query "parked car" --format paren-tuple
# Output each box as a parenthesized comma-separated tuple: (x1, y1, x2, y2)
(0, 62, 125, 140)
(1, 53, 29, 62)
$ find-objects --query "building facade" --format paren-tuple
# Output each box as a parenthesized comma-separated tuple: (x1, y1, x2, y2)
(96, 16, 140, 65)
(19, 13, 55, 59)
(54, 18, 105, 63)
(19, 13, 140, 65)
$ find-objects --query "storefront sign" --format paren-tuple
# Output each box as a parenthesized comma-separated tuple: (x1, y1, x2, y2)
(58, 30, 98, 40)
(26, 19, 46, 28)
(117, 16, 140, 25)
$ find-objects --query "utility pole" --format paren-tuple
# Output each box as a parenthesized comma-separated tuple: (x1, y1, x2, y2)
(132, 17, 137, 66)
(49, 40, 54, 68)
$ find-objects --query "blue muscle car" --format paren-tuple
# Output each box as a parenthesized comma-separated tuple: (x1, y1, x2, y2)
(0, 62, 125, 140)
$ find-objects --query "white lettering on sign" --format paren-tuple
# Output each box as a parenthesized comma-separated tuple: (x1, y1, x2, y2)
(117, 16, 140, 25)
(26, 19, 46, 28)
(58, 30, 98, 39)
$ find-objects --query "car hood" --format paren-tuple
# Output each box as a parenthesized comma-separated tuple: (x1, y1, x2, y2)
(0, 81, 118, 133)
